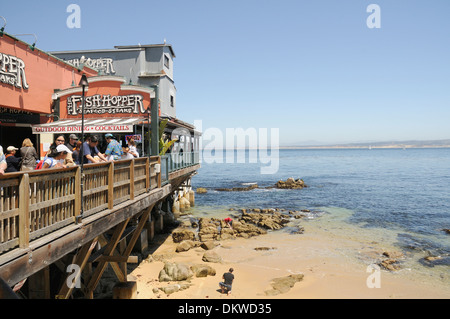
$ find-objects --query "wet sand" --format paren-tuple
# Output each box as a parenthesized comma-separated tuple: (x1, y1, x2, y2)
(130, 217, 450, 299)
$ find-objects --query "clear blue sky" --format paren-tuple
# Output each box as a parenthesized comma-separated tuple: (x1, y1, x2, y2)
(2, 0, 449, 145)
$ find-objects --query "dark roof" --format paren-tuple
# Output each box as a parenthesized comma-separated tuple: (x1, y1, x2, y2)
(49, 44, 176, 58)
(114, 44, 176, 58)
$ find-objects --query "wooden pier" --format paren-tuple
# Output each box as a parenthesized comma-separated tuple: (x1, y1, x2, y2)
(0, 154, 200, 299)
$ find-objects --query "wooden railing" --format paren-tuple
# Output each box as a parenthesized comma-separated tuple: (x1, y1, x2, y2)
(0, 156, 162, 254)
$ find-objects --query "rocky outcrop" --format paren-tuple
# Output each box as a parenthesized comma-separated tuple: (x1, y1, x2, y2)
(198, 218, 221, 242)
(197, 218, 239, 241)
(196, 187, 208, 194)
(420, 255, 449, 267)
(240, 211, 289, 231)
(173, 206, 309, 244)
(264, 274, 304, 296)
(231, 221, 267, 238)
(275, 178, 307, 189)
(190, 264, 217, 277)
(172, 229, 196, 243)
(378, 251, 405, 271)
(216, 184, 258, 192)
(382, 251, 404, 259)
(379, 258, 402, 271)
(158, 262, 194, 282)
(220, 227, 235, 240)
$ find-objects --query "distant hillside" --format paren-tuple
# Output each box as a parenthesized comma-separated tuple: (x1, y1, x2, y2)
(282, 139, 450, 149)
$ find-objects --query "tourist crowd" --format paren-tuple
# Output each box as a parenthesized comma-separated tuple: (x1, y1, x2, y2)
(0, 134, 140, 175)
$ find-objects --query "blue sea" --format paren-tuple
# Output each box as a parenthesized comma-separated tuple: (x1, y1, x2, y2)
(189, 148, 450, 286)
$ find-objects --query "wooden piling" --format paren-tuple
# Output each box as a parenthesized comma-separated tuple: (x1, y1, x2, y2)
(113, 281, 137, 299)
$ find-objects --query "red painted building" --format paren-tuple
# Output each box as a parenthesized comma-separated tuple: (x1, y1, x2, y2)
(0, 32, 161, 157)
(0, 32, 97, 152)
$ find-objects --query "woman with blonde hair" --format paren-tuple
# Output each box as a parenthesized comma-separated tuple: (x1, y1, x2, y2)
(20, 138, 39, 171)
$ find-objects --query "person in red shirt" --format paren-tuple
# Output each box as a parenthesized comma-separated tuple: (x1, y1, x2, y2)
(224, 217, 233, 229)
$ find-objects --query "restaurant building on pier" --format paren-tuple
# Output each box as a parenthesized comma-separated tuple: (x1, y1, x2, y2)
(1, 31, 199, 158)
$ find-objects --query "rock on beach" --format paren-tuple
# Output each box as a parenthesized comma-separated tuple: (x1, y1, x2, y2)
(264, 274, 304, 296)
(190, 264, 217, 277)
(158, 262, 194, 282)
(175, 240, 198, 252)
(202, 250, 223, 263)
(172, 229, 196, 243)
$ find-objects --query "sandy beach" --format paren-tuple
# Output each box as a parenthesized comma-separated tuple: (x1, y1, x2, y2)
(130, 212, 450, 299)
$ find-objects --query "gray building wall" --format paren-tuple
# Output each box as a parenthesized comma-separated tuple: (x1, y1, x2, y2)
(50, 45, 177, 118)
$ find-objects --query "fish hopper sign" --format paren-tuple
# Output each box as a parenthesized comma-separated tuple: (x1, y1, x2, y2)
(32, 76, 156, 134)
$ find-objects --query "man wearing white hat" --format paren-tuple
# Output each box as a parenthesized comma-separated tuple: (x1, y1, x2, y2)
(5, 146, 21, 173)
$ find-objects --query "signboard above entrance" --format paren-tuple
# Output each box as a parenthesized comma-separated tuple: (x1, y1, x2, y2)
(31, 118, 144, 134)
(52, 75, 156, 120)
(67, 93, 146, 115)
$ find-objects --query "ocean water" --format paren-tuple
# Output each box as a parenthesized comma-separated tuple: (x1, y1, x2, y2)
(189, 148, 450, 286)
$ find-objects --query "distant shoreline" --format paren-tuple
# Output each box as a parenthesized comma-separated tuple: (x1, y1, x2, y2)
(202, 139, 450, 150)
(279, 145, 450, 150)
(280, 139, 450, 150)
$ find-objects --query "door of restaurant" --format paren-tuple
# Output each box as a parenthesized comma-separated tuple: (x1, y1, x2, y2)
(0, 125, 37, 153)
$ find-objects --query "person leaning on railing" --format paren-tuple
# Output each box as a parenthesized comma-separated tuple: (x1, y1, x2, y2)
(82, 135, 108, 164)
(104, 134, 123, 161)
(5, 146, 21, 173)
(127, 138, 139, 158)
(43, 145, 73, 169)
(46, 134, 75, 167)
(0, 145, 7, 175)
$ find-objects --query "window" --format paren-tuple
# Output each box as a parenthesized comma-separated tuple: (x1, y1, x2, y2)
(170, 95, 174, 107)
(164, 55, 170, 69)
